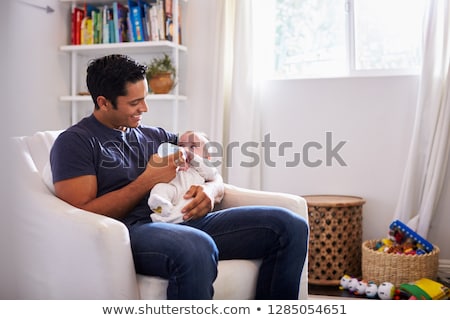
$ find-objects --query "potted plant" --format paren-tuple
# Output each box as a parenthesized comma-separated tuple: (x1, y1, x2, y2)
(146, 53, 176, 94)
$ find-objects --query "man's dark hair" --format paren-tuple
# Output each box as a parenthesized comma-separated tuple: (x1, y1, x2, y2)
(86, 54, 147, 109)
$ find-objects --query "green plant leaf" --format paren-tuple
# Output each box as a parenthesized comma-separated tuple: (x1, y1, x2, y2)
(146, 53, 176, 78)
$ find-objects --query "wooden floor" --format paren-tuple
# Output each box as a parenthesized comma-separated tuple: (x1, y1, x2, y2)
(308, 279, 450, 300)
(308, 284, 368, 299)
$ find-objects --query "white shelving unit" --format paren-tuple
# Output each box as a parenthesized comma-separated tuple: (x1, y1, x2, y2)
(59, 0, 187, 131)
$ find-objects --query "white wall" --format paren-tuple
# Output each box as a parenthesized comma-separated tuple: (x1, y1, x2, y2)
(258, 76, 419, 243)
(181, 0, 218, 134)
(3, 0, 449, 260)
(7, 0, 71, 137)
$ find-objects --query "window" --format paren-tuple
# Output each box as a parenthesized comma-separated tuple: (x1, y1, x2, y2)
(254, 0, 428, 79)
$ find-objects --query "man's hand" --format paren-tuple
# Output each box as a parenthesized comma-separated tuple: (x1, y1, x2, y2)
(181, 185, 214, 221)
(144, 151, 185, 187)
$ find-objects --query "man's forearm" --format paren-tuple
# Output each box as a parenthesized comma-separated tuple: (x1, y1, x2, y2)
(79, 173, 158, 219)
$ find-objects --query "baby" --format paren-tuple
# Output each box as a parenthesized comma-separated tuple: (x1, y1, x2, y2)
(148, 131, 221, 223)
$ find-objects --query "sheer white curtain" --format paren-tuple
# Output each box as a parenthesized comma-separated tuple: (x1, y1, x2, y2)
(209, 0, 262, 189)
(394, 0, 450, 238)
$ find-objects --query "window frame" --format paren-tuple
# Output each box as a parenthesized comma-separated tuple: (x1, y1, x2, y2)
(263, 0, 425, 80)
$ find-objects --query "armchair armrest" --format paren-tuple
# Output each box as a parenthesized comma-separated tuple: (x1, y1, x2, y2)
(218, 184, 308, 219)
(11, 138, 139, 299)
(216, 183, 309, 299)
(15, 178, 139, 299)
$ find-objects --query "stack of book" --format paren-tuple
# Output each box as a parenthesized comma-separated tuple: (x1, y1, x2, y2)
(71, 0, 180, 45)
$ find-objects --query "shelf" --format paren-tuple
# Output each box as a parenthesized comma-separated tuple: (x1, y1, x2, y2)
(60, 0, 186, 129)
(60, 0, 188, 4)
(60, 94, 187, 102)
(60, 41, 187, 55)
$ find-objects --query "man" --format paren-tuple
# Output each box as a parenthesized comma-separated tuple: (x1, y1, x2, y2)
(50, 54, 308, 299)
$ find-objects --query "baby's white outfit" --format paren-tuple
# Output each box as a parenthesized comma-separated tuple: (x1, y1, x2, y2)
(148, 154, 218, 223)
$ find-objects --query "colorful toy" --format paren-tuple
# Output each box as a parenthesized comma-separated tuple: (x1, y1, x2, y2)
(365, 281, 378, 298)
(354, 279, 368, 296)
(389, 220, 433, 253)
(377, 282, 395, 300)
(339, 274, 352, 290)
(338, 272, 449, 300)
(396, 278, 450, 300)
(374, 238, 393, 252)
(347, 277, 359, 293)
(371, 220, 435, 255)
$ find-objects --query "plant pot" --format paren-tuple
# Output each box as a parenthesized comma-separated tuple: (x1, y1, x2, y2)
(148, 72, 174, 94)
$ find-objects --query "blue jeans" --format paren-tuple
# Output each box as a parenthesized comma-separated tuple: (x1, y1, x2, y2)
(129, 206, 309, 299)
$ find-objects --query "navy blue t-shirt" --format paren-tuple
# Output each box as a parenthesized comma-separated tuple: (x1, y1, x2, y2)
(50, 114, 178, 226)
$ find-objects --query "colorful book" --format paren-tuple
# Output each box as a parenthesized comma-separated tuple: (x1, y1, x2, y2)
(86, 5, 100, 44)
(165, 0, 173, 41)
(156, 0, 165, 40)
(138, 0, 150, 41)
(81, 16, 94, 44)
(132, 7, 144, 41)
(126, 11, 134, 42)
(128, 0, 144, 41)
(72, 7, 84, 45)
(102, 5, 110, 43)
(113, 2, 129, 42)
(149, 2, 159, 41)
(108, 12, 116, 43)
(177, 1, 182, 44)
(165, 0, 173, 18)
(127, 0, 136, 41)
(92, 9, 102, 44)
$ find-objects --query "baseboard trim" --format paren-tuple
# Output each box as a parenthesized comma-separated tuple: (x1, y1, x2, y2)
(439, 259, 450, 271)
(438, 259, 450, 287)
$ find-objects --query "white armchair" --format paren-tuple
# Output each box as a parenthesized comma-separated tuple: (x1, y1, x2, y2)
(9, 131, 308, 299)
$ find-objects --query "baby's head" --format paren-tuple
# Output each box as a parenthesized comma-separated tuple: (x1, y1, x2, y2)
(178, 131, 210, 159)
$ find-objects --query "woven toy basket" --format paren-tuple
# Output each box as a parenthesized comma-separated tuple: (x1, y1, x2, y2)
(361, 239, 440, 287)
